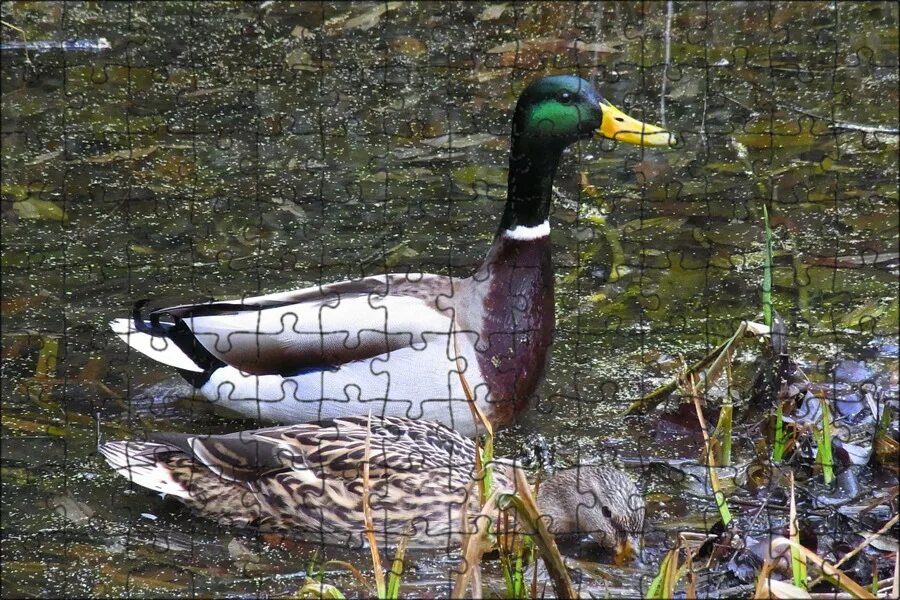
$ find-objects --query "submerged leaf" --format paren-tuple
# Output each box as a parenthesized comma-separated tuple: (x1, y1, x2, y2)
(12, 198, 68, 222)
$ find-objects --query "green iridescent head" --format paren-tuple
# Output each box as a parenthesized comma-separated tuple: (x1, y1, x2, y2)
(513, 75, 603, 145)
(500, 75, 672, 232)
(512, 75, 671, 148)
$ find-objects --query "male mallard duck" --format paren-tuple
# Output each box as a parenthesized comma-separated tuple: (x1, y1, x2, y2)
(100, 415, 644, 559)
(111, 75, 670, 436)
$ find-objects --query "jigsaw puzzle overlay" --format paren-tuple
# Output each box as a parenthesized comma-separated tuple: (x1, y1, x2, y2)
(2, 2, 898, 598)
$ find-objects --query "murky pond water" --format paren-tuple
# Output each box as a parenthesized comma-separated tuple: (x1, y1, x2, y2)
(2, 2, 898, 598)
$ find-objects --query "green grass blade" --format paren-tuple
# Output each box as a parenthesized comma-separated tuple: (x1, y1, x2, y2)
(817, 400, 834, 485)
(296, 578, 346, 599)
(481, 434, 494, 502)
(715, 401, 733, 467)
(789, 473, 808, 589)
(647, 548, 678, 599)
(762, 204, 773, 327)
(773, 402, 785, 462)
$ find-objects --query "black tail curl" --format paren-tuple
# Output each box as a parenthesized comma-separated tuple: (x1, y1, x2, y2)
(130, 298, 225, 386)
(132, 299, 175, 336)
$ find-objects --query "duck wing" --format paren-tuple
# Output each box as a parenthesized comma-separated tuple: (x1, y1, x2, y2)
(252, 415, 478, 478)
(140, 415, 479, 506)
(115, 274, 458, 376)
(146, 416, 476, 484)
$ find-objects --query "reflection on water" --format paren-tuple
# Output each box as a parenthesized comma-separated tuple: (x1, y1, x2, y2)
(2, 2, 897, 597)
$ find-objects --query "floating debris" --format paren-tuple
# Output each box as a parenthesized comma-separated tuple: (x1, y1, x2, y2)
(1, 38, 111, 53)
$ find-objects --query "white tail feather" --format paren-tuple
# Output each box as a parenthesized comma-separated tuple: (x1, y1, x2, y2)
(109, 319, 204, 373)
(99, 441, 192, 499)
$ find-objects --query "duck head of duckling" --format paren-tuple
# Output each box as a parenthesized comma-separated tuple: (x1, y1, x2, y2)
(536, 465, 645, 565)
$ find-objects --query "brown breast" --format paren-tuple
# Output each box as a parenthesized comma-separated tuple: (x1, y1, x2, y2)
(474, 235, 554, 428)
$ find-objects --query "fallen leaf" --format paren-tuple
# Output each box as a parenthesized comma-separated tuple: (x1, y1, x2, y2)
(338, 1, 402, 31)
(12, 198, 68, 222)
(479, 3, 509, 20)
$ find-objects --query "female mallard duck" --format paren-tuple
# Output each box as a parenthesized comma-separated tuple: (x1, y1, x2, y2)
(111, 75, 670, 437)
(100, 415, 644, 560)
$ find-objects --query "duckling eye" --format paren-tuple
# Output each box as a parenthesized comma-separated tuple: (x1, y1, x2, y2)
(601, 505, 613, 519)
(557, 91, 574, 104)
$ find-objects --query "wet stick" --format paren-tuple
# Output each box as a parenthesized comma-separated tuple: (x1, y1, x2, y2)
(626, 320, 754, 415)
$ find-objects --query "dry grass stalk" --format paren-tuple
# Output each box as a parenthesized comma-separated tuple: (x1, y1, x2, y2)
(451, 324, 573, 599)
(322, 560, 371, 589)
(755, 559, 776, 598)
(772, 538, 877, 600)
(689, 373, 733, 525)
(451, 488, 502, 598)
(386, 530, 411, 599)
(361, 414, 386, 597)
(892, 549, 898, 600)
(808, 514, 898, 589)
(509, 467, 575, 599)
(627, 320, 769, 414)
(685, 547, 697, 600)
(456, 480, 482, 595)
(453, 325, 495, 501)
(762, 578, 813, 599)
(296, 578, 346, 599)
(647, 546, 680, 599)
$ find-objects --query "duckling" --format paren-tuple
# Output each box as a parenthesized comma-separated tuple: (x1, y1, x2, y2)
(111, 75, 671, 436)
(100, 415, 644, 560)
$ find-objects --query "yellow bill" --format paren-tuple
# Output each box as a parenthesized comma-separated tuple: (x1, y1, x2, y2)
(599, 100, 674, 146)
(613, 535, 641, 566)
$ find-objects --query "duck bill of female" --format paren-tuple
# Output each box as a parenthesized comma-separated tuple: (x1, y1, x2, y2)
(613, 534, 642, 566)
(598, 100, 673, 146)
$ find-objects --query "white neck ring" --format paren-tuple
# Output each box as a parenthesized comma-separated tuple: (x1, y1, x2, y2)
(502, 220, 550, 241)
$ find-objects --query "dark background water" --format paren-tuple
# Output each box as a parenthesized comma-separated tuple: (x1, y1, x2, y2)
(2, 2, 897, 597)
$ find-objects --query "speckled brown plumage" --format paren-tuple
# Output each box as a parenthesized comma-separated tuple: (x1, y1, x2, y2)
(101, 416, 643, 551)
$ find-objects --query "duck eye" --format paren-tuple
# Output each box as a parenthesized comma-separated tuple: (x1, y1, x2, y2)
(558, 91, 573, 104)
(601, 506, 613, 518)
